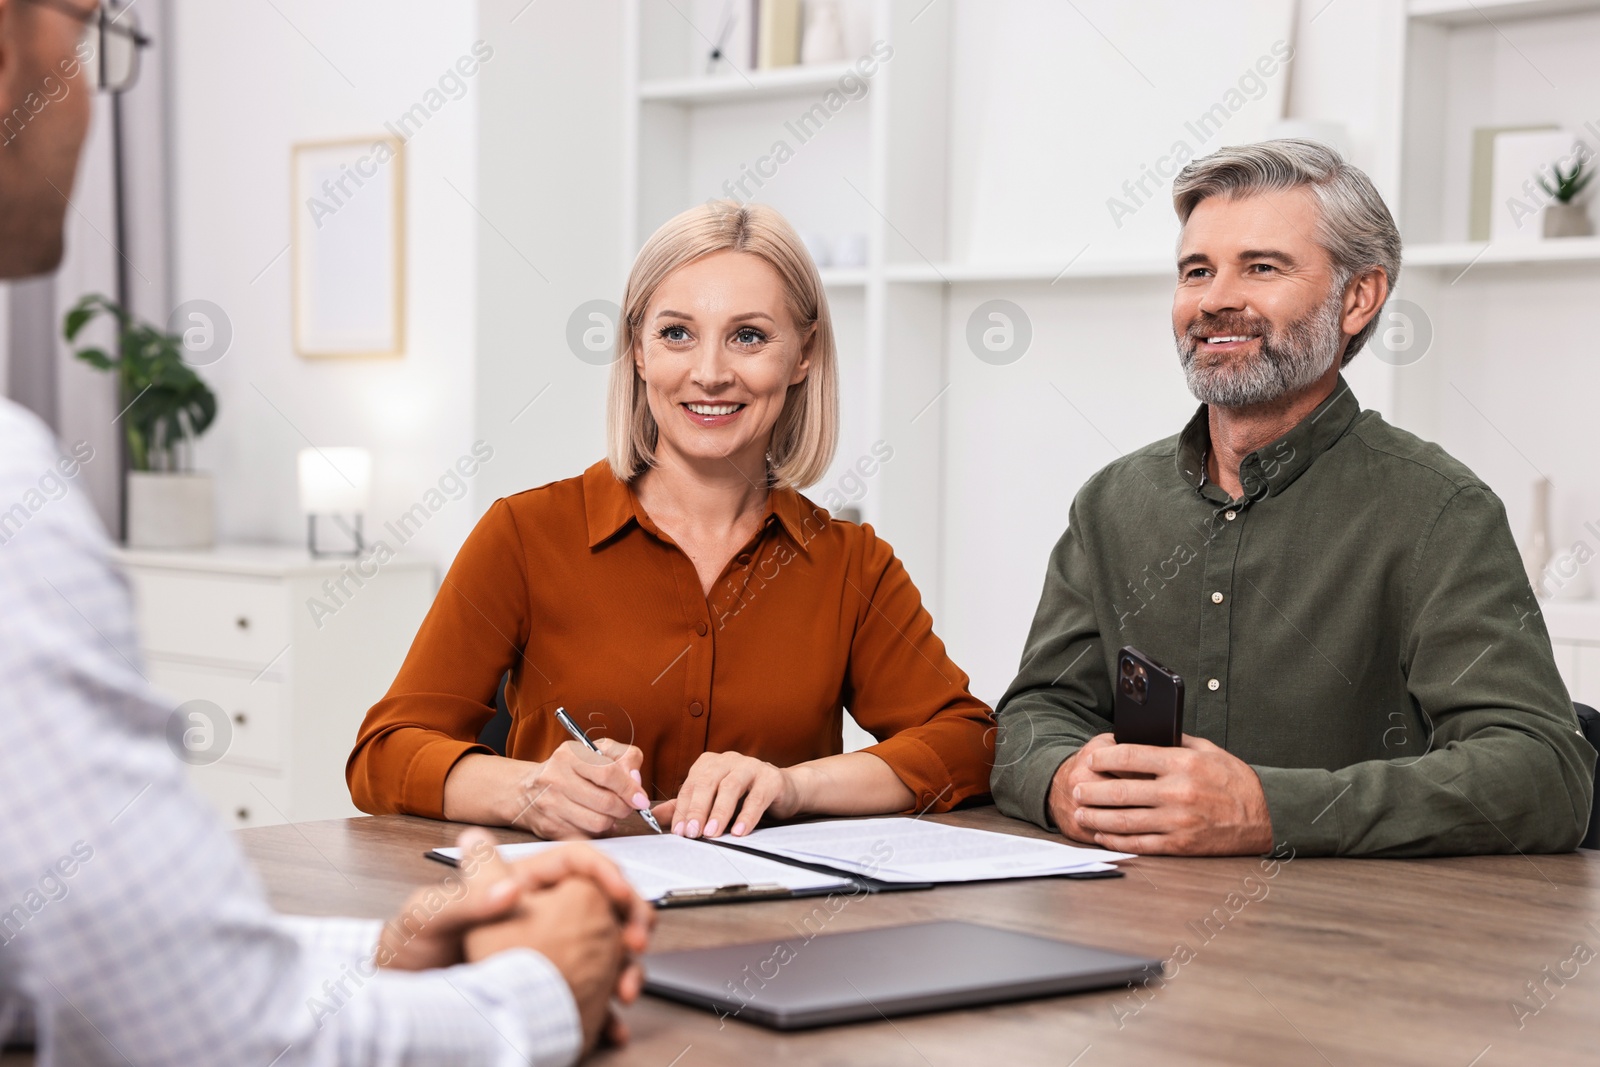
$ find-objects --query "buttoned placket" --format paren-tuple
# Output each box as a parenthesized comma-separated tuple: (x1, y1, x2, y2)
(657, 516, 781, 749)
(1193, 481, 1256, 747)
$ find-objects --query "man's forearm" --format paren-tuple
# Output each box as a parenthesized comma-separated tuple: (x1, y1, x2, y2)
(991, 698, 1100, 828)
(1254, 729, 1593, 857)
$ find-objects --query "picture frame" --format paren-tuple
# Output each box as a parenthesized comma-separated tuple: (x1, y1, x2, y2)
(291, 136, 406, 358)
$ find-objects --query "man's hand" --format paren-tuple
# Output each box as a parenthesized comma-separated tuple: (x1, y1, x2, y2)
(465, 875, 630, 1054)
(1046, 734, 1124, 846)
(1051, 734, 1274, 855)
(380, 829, 655, 1052)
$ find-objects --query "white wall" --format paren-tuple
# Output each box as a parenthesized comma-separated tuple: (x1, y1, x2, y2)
(935, 0, 1338, 703)
(166, 0, 1580, 713)
(169, 0, 482, 564)
(471, 0, 626, 514)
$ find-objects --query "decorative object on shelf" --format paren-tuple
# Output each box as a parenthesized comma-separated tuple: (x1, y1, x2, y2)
(1539, 155, 1594, 239)
(799, 230, 833, 267)
(64, 294, 219, 550)
(298, 447, 372, 557)
(1491, 129, 1579, 244)
(832, 231, 869, 267)
(800, 0, 847, 65)
(704, 0, 751, 76)
(756, 0, 802, 69)
(1470, 125, 1555, 241)
(1523, 477, 1553, 599)
(292, 137, 406, 358)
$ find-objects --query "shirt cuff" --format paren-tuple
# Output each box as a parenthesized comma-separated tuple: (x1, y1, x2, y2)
(1253, 765, 1344, 856)
(862, 733, 968, 813)
(282, 915, 583, 1067)
(405, 738, 495, 819)
(994, 741, 1076, 831)
(439, 948, 584, 1067)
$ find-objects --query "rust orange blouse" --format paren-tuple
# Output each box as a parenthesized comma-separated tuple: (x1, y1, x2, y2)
(347, 460, 995, 818)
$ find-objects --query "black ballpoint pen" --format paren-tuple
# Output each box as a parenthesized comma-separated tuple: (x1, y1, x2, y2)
(553, 706, 664, 833)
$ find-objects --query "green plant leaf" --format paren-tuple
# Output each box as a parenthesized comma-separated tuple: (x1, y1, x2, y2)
(62, 292, 220, 465)
(63, 306, 93, 341)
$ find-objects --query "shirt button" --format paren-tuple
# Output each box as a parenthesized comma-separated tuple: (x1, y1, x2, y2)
(1224, 510, 1237, 521)
(695, 621, 708, 636)
(689, 701, 704, 717)
(1211, 591, 1224, 604)
(1207, 678, 1220, 691)
(736, 553, 753, 566)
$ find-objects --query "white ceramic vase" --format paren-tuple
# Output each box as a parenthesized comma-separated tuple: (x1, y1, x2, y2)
(1544, 202, 1593, 238)
(126, 471, 215, 549)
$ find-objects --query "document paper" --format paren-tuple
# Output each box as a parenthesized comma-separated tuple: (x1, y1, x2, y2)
(431, 834, 852, 903)
(730, 818, 1134, 883)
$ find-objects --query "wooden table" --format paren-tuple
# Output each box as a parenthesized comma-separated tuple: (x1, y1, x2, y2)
(237, 808, 1600, 1067)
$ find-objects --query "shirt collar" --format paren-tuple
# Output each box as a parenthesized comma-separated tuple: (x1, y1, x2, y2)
(582, 460, 818, 552)
(1176, 376, 1361, 502)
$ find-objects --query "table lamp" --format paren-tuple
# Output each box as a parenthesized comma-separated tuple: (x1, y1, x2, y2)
(298, 447, 371, 557)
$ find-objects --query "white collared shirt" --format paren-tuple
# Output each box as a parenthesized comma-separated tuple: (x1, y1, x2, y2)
(0, 399, 580, 1066)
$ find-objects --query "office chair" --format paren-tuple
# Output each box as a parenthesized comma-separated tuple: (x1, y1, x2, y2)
(1578, 703, 1600, 851)
(476, 671, 513, 756)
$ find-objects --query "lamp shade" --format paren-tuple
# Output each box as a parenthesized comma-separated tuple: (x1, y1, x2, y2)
(298, 448, 372, 513)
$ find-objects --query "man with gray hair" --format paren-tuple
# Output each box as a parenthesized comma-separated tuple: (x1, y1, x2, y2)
(991, 138, 1595, 857)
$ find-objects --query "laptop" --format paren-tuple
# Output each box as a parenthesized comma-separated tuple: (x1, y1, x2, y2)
(643, 920, 1161, 1030)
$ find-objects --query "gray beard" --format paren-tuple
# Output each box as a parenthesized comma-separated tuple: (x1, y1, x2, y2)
(1177, 290, 1346, 409)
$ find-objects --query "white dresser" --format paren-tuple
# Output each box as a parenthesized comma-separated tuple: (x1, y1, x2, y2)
(1545, 603, 1600, 711)
(115, 545, 437, 828)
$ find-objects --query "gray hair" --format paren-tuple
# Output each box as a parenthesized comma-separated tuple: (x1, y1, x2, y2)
(1171, 138, 1401, 365)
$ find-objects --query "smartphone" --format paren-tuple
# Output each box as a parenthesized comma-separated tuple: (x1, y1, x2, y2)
(1112, 646, 1184, 747)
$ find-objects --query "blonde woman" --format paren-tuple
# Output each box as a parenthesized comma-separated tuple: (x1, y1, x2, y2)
(349, 201, 994, 840)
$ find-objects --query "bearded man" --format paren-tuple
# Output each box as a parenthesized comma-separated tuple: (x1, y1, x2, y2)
(990, 139, 1594, 857)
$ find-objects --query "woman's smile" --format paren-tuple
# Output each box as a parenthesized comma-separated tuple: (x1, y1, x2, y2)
(680, 400, 747, 428)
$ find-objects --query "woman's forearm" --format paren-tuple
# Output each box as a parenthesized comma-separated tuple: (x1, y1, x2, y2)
(442, 752, 541, 827)
(785, 751, 914, 816)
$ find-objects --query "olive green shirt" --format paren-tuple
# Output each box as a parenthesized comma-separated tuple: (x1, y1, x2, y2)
(992, 378, 1595, 856)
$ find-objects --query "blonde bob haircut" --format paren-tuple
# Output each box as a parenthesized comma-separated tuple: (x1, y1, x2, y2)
(607, 199, 838, 489)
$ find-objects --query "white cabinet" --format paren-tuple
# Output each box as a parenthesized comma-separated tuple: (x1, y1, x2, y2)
(1541, 602, 1600, 710)
(117, 545, 436, 828)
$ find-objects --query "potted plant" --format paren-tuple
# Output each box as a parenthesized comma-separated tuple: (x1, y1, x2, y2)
(1539, 156, 1594, 238)
(64, 294, 219, 549)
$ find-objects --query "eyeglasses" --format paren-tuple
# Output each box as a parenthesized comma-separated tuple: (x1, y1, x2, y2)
(22, 0, 153, 94)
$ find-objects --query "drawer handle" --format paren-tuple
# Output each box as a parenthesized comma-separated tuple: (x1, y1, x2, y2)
(235, 807, 250, 822)
(235, 616, 250, 631)
(232, 712, 247, 727)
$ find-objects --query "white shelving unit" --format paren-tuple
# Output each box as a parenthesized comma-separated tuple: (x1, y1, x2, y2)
(1407, 0, 1600, 25)
(1387, 0, 1600, 702)
(638, 61, 862, 103)
(621, 0, 951, 614)
(619, 0, 1600, 704)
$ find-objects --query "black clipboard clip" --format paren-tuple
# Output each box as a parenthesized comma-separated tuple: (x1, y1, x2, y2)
(658, 882, 792, 907)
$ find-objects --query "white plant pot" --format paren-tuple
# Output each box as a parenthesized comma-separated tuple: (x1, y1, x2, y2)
(126, 471, 215, 550)
(1543, 202, 1594, 238)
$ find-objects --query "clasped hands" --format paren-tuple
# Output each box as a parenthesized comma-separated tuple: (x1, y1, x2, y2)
(1049, 733, 1275, 855)
(379, 828, 655, 1055)
(513, 739, 798, 841)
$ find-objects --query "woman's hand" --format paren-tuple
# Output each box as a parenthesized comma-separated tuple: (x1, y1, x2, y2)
(500, 739, 653, 839)
(655, 751, 802, 838)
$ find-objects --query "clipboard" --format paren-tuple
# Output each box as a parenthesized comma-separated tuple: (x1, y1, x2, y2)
(423, 835, 930, 908)
(425, 821, 1127, 908)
